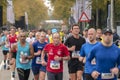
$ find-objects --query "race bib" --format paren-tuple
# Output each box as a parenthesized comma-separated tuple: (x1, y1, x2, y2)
(36, 57, 41, 64)
(50, 61, 60, 69)
(20, 58, 29, 64)
(5, 43, 10, 48)
(20, 52, 29, 64)
(101, 73, 114, 79)
(72, 51, 80, 58)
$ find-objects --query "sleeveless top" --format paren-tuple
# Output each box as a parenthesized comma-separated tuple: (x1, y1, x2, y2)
(16, 41, 31, 70)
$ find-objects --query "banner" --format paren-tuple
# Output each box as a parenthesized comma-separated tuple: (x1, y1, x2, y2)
(7, 0, 15, 24)
(84, 0, 92, 20)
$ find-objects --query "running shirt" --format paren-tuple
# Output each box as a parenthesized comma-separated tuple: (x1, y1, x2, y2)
(8, 34, 17, 48)
(1, 35, 9, 51)
(26, 37, 35, 43)
(32, 40, 47, 67)
(87, 43, 120, 80)
(80, 42, 100, 74)
(16, 41, 31, 70)
(64, 35, 86, 60)
(43, 43, 69, 73)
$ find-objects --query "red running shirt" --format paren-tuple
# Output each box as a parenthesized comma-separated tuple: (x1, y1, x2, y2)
(43, 43, 69, 73)
(8, 34, 18, 52)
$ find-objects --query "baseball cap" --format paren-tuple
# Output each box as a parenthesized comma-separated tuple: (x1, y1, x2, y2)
(102, 28, 113, 34)
(51, 28, 57, 34)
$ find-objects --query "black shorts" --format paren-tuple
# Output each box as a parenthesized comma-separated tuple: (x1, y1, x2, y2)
(83, 73, 94, 80)
(68, 59, 83, 73)
(12, 52, 17, 59)
(118, 71, 120, 78)
(2, 50, 9, 55)
(17, 68, 30, 80)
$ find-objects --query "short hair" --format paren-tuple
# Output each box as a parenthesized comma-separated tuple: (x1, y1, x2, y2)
(10, 26, 16, 30)
(71, 24, 80, 30)
(52, 32, 60, 38)
(35, 32, 41, 36)
(39, 28, 46, 33)
(40, 31, 46, 36)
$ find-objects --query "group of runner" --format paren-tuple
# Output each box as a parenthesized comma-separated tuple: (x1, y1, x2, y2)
(0, 24, 120, 80)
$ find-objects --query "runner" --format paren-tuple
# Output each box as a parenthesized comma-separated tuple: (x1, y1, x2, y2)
(87, 28, 120, 80)
(26, 32, 35, 44)
(1, 30, 9, 69)
(64, 24, 86, 80)
(10, 32, 34, 80)
(41, 32, 70, 80)
(32, 31, 47, 80)
(79, 28, 99, 80)
(96, 28, 103, 42)
(82, 28, 89, 42)
(7, 26, 18, 80)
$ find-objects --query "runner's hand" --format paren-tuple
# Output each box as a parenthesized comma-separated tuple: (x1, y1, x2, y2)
(37, 50, 41, 55)
(110, 67, 119, 75)
(70, 46, 76, 51)
(41, 60, 47, 66)
(54, 55, 62, 61)
(91, 71, 100, 79)
(35, 50, 41, 56)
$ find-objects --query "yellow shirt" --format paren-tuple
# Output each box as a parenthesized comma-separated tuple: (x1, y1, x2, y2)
(119, 45, 120, 48)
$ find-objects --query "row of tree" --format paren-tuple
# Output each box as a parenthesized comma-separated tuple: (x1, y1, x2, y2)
(51, 0, 120, 28)
(0, 0, 48, 27)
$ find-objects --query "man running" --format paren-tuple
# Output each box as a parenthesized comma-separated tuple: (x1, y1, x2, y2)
(32, 31, 47, 80)
(10, 32, 34, 80)
(7, 26, 18, 80)
(41, 32, 70, 80)
(87, 28, 120, 80)
(64, 24, 86, 80)
(1, 30, 9, 69)
(79, 28, 99, 80)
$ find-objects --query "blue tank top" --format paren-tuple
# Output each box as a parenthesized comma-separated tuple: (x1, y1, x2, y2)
(1, 36, 9, 51)
(16, 41, 31, 70)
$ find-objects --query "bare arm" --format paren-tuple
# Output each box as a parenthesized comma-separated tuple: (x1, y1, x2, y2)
(41, 50, 46, 62)
(41, 50, 47, 66)
(67, 46, 75, 51)
(79, 56, 84, 61)
(34, 50, 41, 56)
(26, 44, 34, 59)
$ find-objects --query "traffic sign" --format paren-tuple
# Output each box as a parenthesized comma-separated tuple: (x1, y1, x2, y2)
(79, 12, 90, 22)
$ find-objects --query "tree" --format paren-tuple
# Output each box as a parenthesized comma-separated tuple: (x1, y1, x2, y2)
(0, 0, 7, 25)
(13, 0, 48, 27)
(51, 0, 75, 24)
(1, 0, 48, 27)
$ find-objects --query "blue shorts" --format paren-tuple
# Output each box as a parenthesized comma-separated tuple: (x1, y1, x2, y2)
(32, 65, 46, 75)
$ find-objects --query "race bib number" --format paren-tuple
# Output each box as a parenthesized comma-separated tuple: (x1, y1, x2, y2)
(36, 57, 41, 64)
(72, 51, 80, 58)
(20, 58, 29, 64)
(20, 52, 29, 64)
(50, 61, 60, 69)
(101, 73, 114, 79)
